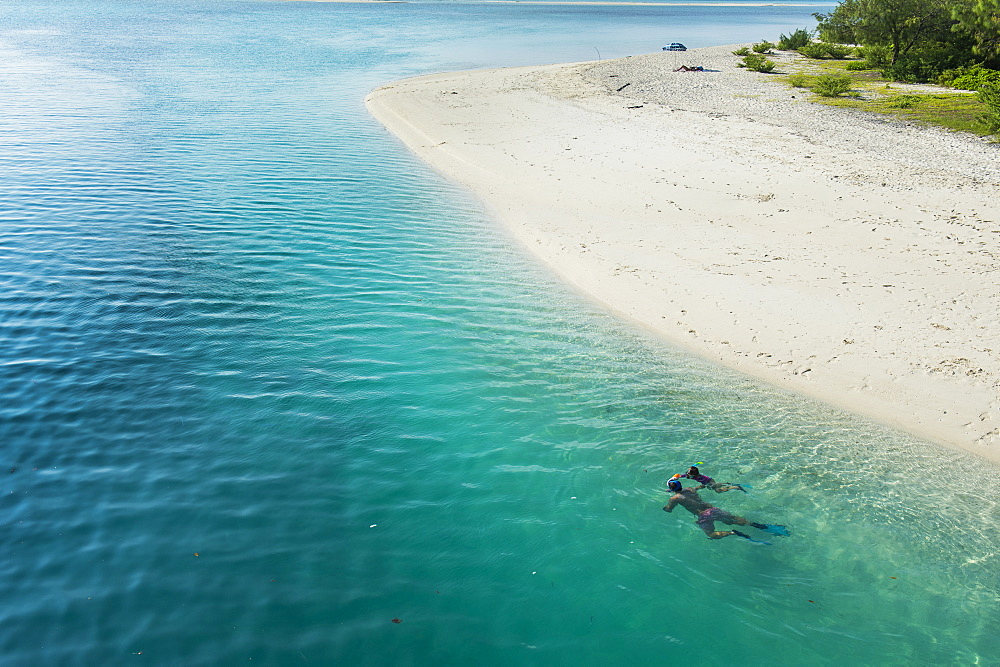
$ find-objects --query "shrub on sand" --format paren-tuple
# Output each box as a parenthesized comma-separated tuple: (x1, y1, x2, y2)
(777, 28, 812, 50)
(752, 41, 776, 54)
(741, 54, 777, 72)
(824, 44, 855, 59)
(732, 46, 751, 56)
(797, 42, 853, 59)
(938, 66, 1000, 91)
(797, 43, 828, 59)
(978, 84, 1000, 133)
(813, 73, 853, 97)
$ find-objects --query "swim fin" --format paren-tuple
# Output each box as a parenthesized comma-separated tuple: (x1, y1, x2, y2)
(750, 522, 790, 536)
(732, 530, 771, 545)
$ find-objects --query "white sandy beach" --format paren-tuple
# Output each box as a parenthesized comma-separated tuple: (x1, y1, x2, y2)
(366, 45, 1000, 462)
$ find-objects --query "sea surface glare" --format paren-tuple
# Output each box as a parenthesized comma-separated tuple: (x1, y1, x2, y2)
(1, 0, 999, 663)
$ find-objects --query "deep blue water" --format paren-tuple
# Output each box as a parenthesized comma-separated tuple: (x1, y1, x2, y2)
(2, 0, 999, 664)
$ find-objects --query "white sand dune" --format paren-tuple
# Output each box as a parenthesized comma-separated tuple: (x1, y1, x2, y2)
(366, 45, 1000, 462)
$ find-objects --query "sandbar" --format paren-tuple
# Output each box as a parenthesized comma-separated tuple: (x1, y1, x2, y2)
(366, 45, 1000, 462)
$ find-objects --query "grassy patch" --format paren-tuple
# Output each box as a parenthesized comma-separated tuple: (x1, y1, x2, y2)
(814, 92, 990, 135)
(780, 57, 993, 137)
(876, 95, 988, 134)
(787, 73, 812, 88)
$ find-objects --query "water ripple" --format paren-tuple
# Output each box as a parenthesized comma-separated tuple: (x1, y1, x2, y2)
(1, 1, 998, 665)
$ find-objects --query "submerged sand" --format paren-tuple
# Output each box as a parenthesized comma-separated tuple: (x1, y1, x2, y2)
(365, 45, 1000, 462)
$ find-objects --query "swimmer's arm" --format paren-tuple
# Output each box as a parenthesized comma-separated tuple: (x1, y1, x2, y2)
(663, 496, 678, 512)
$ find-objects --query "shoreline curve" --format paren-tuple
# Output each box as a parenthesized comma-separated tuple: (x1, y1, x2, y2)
(365, 44, 1000, 463)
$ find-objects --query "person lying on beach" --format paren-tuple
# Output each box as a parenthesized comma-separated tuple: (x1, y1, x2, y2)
(663, 477, 788, 541)
(673, 65, 705, 72)
(680, 465, 746, 493)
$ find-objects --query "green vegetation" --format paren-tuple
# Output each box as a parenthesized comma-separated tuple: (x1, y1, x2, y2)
(788, 73, 811, 87)
(797, 44, 826, 59)
(740, 54, 777, 72)
(980, 85, 1000, 131)
(732, 46, 751, 56)
(798, 42, 856, 59)
(824, 44, 856, 59)
(778, 59, 994, 135)
(813, 0, 999, 82)
(884, 94, 922, 107)
(938, 65, 1000, 89)
(762, 1, 1000, 135)
(778, 28, 813, 50)
(820, 90, 992, 135)
(813, 73, 854, 96)
(950, 0, 1000, 59)
(753, 41, 776, 54)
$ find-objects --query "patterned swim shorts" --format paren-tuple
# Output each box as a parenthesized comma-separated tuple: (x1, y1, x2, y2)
(696, 507, 737, 535)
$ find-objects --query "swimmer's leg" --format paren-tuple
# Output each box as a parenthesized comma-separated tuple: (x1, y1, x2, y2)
(700, 517, 742, 539)
(717, 511, 748, 527)
(697, 518, 718, 538)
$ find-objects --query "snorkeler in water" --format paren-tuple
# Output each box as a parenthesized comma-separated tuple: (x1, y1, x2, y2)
(680, 464, 746, 493)
(663, 477, 788, 542)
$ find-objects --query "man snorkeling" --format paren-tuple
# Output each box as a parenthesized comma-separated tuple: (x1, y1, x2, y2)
(680, 464, 746, 494)
(663, 476, 788, 542)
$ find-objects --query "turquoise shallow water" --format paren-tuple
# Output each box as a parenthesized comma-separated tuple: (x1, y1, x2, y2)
(2, 0, 999, 664)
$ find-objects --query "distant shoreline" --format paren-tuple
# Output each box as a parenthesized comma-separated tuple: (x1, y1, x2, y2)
(284, 1, 832, 6)
(366, 45, 1000, 462)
